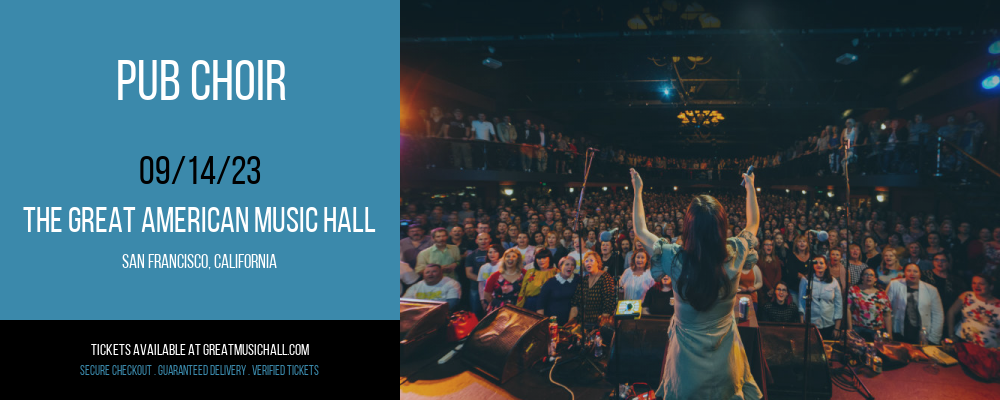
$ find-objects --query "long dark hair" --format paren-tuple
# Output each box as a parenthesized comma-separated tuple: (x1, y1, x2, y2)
(812, 255, 833, 283)
(676, 195, 732, 311)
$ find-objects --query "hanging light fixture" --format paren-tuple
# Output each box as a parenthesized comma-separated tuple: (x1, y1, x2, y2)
(677, 110, 725, 127)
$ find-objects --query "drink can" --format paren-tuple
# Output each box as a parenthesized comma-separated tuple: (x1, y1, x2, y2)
(548, 316, 558, 356)
(872, 356, 882, 374)
(942, 338, 954, 354)
(738, 297, 749, 320)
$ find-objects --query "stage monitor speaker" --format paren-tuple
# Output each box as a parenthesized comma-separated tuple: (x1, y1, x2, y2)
(757, 322, 832, 400)
(460, 305, 548, 383)
(400, 298, 449, 360)
(608, 316, 671, 386)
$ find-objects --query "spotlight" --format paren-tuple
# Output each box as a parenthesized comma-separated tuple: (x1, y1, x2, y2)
(503, 188, 514, 196)
(625, 186, 629, 190)
(602, 186, 608, 191)
(785, 189, 790, 193)
(880, 123, 886, 130)
(664, 88, 671, 95)
(876, 194, 885, 203)
(801, 190, 807, 195)
(836, 53, 858, 65)
(983, 74, 1000, 90)
(673, 186, 678, 191)
(827, 192, 835, 198)
(990, 40, 1000, 55)
(756, 187, 761, 192)
(569, 188, 575, 193)
(482, 57, 503, 69)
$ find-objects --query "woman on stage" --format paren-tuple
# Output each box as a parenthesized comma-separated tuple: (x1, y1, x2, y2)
(631, 168, 762, 400)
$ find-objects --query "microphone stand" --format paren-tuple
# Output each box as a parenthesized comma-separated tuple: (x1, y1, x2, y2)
(835, 139, 875, 400)
(802, 269, 814, 399)
(570, 148, 604, 379)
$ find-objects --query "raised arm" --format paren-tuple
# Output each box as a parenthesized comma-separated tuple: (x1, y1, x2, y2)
(630, 168, 658, 251)
(743, 171, 759, 237)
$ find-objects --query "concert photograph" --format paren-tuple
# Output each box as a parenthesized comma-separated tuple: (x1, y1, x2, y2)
(399, 2, 1000, 399)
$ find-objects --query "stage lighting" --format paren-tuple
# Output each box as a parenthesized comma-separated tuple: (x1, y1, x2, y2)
(785, 189, 790, 193)
(482, 57, 503, 69)
(990, 40, 1000, 55)
(876, 194, 885, 203)
(983, 74, 1000, 90)
(503, 188, 514, 196)
(756, 187, 761, 192)
(802, 190, 807, 195)
(673, 186, 678, 191)
(664, 88, 671, 95)
(602, 186, 608, 191)
(836, 53, 858, 65)
(569, 188, 575, 193)
(625, 186, 629, 191)
(881, 123, 886, 130)
(827, 192, 834, 198)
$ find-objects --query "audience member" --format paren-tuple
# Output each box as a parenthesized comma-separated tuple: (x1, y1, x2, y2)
(400, 224, 432, 269)
(570, 251, 616, 326)
(887, 264, 944, 344)
(922, 253, 967, 311)
(403, 264, 462, 310)
(785, 235, 813, 306)
(538, 256, 580, 324)
(642, 273, 675, 316)
(416, 227, 461, 279)
(759, 239, 784, 303)
(620, 248, 655, 301)
(484, 248, 526, 313)
(517, 248, 556, 311)
(759, 282, 800, 323)
(903, 241, 932, 271)
(876, 246, 904, 288)
(847, 267, 892, 341)
(799, 255, 843, 339)
(738, 250, 763, 305)
(828, 248, 847, 288)
(476, 244, 506, 314)
(947, 274, 1000, 348)
(543, 232, 569, 264)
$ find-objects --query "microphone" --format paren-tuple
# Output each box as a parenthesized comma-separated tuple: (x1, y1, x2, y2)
(739, 165, 755, 188)
(809, 230, 829, 242)
(599, 227, 619, 242)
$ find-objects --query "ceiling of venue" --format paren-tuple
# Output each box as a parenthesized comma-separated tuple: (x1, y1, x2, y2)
(401, 1, 999, 156)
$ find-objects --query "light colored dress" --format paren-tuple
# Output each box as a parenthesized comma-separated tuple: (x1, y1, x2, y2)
(620, 267, 656, 301)
(650, 230, 763, 400)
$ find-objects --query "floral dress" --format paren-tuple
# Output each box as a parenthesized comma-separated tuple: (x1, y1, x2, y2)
(847, 286, 890, 330)
(485, 269, 525, 314)
(957, 292, 1000, 349)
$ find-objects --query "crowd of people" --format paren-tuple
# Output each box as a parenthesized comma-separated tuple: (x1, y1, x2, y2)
(401, 183, 1000, 349)
(403, 105, 990, 181)
(772, 112, 988, 178)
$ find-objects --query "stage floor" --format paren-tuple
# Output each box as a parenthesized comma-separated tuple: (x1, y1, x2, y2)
(828, 359, 998, 400)
(401, 342, 998, 400)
